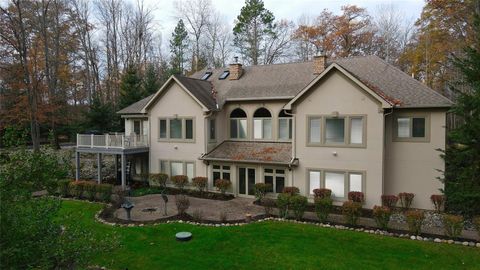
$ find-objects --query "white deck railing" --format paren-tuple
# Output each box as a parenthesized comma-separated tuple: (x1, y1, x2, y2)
(76, 133, 148, 149)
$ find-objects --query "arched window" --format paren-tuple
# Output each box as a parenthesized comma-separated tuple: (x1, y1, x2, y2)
(278, 110, 292, 140)
(253, 108, 272, 139)
(230, 108, 247, 139)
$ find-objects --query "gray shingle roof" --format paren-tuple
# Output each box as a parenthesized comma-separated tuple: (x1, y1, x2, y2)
(116, 94, 154, 114)
(201, 141, 293, 165)
(118, 55, 452, 114)
(173, 75, 217, 110)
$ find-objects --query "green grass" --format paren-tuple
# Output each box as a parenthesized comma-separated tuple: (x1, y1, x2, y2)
(58, 200, 480, 270)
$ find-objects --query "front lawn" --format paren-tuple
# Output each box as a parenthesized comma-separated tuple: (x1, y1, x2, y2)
(59, 201, 479, 269)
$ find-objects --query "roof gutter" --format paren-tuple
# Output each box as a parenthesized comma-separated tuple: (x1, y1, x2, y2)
(225, 96, 294, 102)
(198, 156, 295, 166)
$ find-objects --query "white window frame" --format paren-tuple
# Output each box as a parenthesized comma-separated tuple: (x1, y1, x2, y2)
(158, 160, 195, 180)
(307, 168, 366, 201)
(158, 117, 195, 142)
(307, 115, 366, 147)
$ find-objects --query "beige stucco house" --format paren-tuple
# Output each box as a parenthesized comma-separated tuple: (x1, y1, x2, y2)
(76, 55, 452, 210)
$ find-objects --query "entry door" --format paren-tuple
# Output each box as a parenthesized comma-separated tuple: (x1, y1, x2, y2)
(238, 167, 256, 196)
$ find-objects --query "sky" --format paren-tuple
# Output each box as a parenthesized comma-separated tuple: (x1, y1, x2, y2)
(145, 0, 425, 44)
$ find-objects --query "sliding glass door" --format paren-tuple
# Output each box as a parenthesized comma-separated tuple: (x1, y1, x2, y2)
(238, 167, 256, 196)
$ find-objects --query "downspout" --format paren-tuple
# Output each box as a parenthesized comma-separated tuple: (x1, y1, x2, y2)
(382, 105, 395, 197)
(204, 110, 214, 184)
(283, 108, 296, 187)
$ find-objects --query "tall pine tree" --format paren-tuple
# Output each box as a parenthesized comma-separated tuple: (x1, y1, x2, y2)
(170, 19, 189, 74)
(233, 0, 275, 65)
(143, 64, 160, 96)
(119, 65, 143, 110)
(441, 10, 480, 216)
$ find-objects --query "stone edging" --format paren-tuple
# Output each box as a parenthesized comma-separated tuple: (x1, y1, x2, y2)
(93, 207, 480, 248)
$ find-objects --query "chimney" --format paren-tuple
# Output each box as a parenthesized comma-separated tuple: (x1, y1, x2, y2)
(313, 53, 327, 75)
(229, 56, 243, 80)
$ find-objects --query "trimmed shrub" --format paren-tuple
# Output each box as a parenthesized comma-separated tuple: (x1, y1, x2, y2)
(254, 183, 271, 201)
(474, 217, 480, 237)
(149, 173, 168, 188)
(373, 205, 392, 230)
(381, 195, 398, 208)
(314, 197, 332, 223)
(443, 214, 464, 239)
(68, 181, 86, 198)
(171, 175, 189, 191)
(57, 179, 71, 197)
(282, 186, 299, 196)
(214, 179, 231, 195)
(97, 184, 113, 202)
(430, 195, 445, 212)
(348, 191, 365, 203)
(192, 209, 203, 222)
(192, 177, 208, 192)
(290, 195, 308, 220)
(261, 198, 275, 216)
(313, 188, 332, 199)
(342, 201, 362, 226)
(398, 192, 415, 209)
(84, 182, 97, 201)
(277, 193, 290, 218)
(405, 210, 424, 235)
(175, 195, 190, 215)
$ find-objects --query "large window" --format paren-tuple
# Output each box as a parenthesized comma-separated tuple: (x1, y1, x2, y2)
(213, 164, 231, 185)
(264, 168, 286, 193)
(278, 110, 292, 140)
(209, 118, 216, 141)
(308, 169, 364, 200)
(307, 115, 365, 146)
(253, 108, 272, 139)
(161, 160, 195, 179)
(230, 108, 247, 139)
(158, 117, 194, 141)
(394, 115, 429, 141)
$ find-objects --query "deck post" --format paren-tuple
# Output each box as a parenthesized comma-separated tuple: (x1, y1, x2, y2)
(75, 151, 80, 181)
(97, 153, 102, 184)
(121, 153, 126, 190)
(114, 154, 119, 183)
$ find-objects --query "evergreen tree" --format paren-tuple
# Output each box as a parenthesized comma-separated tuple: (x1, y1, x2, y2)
(233, 0, 275, 65)
(84, 96, 120, 132)
(143, 64, 160, 96)
(441, 11, 480, 216)
(170, 19, 189, 74)
(119, 65, 143, 110)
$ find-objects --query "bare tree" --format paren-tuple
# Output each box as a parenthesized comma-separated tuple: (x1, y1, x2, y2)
(204, 11, 232, 67)
(263, 19, 294, 64)
(175, 0, 211, 72)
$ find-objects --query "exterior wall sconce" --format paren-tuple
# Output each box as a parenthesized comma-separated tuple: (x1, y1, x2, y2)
(332, 151, 338, 156)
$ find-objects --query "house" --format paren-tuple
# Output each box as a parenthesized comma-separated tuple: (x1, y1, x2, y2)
(75, 55, 452, 210)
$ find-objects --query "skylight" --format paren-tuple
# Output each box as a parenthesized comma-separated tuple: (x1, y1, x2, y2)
(201, 72, 212, 80)
(219, 70, 229, 80)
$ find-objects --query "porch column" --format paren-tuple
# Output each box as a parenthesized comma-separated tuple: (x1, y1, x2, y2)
(97, 153, 102, 184)
(121, 153, 126, 190)
(75, 151, 80, 181)
(114, 154, 119, 183)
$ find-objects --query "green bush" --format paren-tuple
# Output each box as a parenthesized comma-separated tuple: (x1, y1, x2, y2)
(342, 201, 362, 226)
(314, 197, 332, 223)
(372, 205, 392, 230)
(277, 193, 290, 218)
(96, 184, 113, 202)
(443, 214, 464, 239)
(214, 179, 231, 195)
(68, 181, 86, 198)
(254, 183, 271, 201)
(405, 210, 424, 235)
(84, 182, 97, 201)
(290, 195, 308, 220)
(192, 177, 208, 192)
(149, 173, 168, 188)
(57, 180, 71, 197)
(171, 175, 189, 191)
(398, 192, 415, 209)
(261, 197, 275, 216)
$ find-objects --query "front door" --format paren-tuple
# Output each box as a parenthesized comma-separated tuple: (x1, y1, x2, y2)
(238, 167, 256, 196)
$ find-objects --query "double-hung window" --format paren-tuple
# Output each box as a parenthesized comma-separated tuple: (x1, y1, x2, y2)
(230, 108, 247, 139)
(394, 115, 429, 142)
(253, 108, 272, 140)
(307, 115, 365, 146)
(308, 169, 364, 200)
(278, 110, 292, 140)
(264, 168, 286, 193)
(168, 160, 195, 179)
(158, 117, 194, 141)
(209, 118, 216, 141)
(212, 165, 231, 185)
